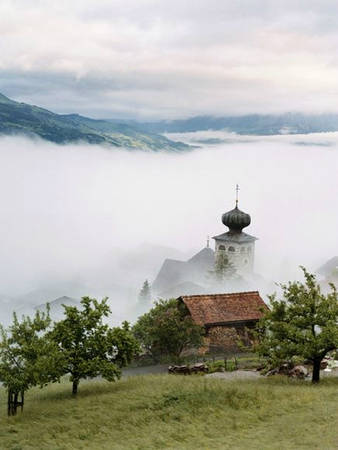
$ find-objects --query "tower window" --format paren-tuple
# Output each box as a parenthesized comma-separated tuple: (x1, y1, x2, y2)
(228, 246, 235, 252)
(247, 247, 252, 253)
(219, 245, 225, 250)
(240, 247, 246, 253)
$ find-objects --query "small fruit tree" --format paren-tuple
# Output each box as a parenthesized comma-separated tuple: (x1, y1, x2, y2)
(50, 297, 139, 394)
(0, 308, 63, 415)
(255, 267, 338, 383)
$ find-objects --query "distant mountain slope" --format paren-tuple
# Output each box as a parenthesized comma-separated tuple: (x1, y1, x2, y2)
(34, 296, 80, 321)
(34, 295, 79, 312)
(133, 113, 338, 135)
(0, 93, 189, 151)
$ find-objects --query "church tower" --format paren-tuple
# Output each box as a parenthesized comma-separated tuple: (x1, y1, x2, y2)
(212, 186, 257, 275)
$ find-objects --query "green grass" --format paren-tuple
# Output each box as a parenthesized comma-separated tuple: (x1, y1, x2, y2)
(0, 375, 337, 449)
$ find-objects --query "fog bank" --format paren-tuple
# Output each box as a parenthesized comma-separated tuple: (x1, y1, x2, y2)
(0, 133, 337, 321)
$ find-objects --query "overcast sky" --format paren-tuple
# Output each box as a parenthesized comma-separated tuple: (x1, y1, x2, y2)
(1, 0, 338, 119)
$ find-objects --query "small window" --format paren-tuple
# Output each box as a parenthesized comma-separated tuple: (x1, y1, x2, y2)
(228, 246, 235, 252)
(247, 247, 252, 253)
(240, 247, 246, 253)
(219, 245, 225, 250)
(244, 259, 248, 264)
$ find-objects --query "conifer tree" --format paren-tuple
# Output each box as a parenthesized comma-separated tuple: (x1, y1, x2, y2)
(138, 280, 151, 304)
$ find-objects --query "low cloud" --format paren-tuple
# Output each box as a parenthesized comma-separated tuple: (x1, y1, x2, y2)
(0, 134, 337, 318)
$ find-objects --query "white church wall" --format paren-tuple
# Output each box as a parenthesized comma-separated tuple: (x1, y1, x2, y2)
(215, 241, 255, 275)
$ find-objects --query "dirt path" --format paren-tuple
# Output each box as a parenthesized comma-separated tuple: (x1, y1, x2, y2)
(122, 364, 168, 378)
(206, 370, 261, 380)
(206, 368, 338, 380)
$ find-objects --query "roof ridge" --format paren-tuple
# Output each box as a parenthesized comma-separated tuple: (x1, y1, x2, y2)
(179, 290, 259, 299)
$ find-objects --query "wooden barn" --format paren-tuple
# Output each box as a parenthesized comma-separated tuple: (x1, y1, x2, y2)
(178, 291, 268, 353)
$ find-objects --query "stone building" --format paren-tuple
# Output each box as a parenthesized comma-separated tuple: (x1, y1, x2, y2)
(178, 291, 268, 352)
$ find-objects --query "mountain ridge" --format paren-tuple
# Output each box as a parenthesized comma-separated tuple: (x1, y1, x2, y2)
(130, 113, 338, 135)
(0, 93, 189, 151)
(3, 91, 338, 143)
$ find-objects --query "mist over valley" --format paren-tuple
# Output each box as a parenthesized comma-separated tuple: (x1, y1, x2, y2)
(0, 132, 337, 325)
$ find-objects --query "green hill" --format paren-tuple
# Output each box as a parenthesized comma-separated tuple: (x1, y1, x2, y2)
(0, 93, 189, 151)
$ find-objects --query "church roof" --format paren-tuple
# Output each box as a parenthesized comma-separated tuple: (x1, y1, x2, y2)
(222, 206, 251, 232)
(178, 291, 268, 326)
(187, 247, 215, 267)
(213, 231, 257, 243)
(152, 247, 214, 293)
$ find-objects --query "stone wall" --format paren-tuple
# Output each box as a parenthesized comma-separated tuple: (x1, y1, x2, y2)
(204, 323, 255, 353)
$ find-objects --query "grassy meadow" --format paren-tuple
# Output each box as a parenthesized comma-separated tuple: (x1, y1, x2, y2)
(0, 374, 337, 450)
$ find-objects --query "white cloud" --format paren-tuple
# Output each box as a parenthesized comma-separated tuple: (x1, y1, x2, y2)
(1, 1, 338, 118)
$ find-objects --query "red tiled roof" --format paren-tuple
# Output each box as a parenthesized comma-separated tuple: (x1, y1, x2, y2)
(178, 291, 268, 326)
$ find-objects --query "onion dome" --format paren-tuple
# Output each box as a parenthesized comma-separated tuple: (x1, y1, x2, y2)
(222, 206, 251, 232)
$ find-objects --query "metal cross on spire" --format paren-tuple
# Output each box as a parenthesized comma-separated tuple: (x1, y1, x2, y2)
(236, 184, 240, 207)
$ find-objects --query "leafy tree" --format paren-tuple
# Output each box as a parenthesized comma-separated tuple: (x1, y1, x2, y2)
(133, 298, 204, 362)
(0, 308, 63, 415)
(49, 297, 139, 394)
(138, 280, 151, 304)
(255, 267, 338, 383)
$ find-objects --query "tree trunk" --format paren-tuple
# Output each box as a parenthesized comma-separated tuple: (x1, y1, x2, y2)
(72, 379, 79, 395)
(21, 391, 24, 412)
(8, 390, 12, 416)
(8, 390, 20, 416)
(13, 392, 18, 415)
(312, 358, 321, 383)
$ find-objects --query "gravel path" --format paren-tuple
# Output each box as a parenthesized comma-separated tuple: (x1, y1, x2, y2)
(122, 366, 338, 380)
(205, 370, 261, 380)
(122, 366, 261, 379)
